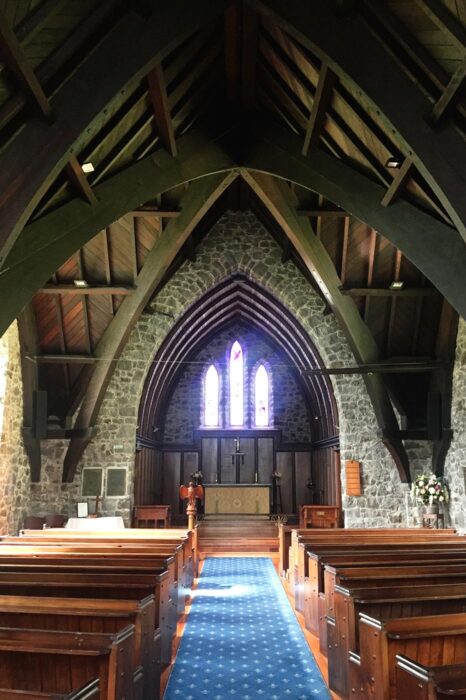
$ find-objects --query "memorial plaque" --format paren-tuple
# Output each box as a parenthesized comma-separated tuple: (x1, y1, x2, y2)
(106, 468, 127, 497)
(82, 468, 103, 497)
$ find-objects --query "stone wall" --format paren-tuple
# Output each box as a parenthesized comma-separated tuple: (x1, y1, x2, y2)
(20, 210, 430, 526)
(444, 318, 466, 532)
(163, 322, 311, 444)
(0, 322, 31, 534)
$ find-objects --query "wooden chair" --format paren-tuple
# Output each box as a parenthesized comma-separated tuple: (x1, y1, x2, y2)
(23, 516, 45, 530)
(133, 505, 171, 529)
(44, 514, 66, 528)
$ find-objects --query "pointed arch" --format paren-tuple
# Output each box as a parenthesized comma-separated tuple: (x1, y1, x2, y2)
(230, 340, 244, 426)
(204, 364, 219, 427)
(254, 364, 270, 427)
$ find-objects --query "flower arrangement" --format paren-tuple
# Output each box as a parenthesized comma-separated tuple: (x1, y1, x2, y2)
(190, 470, 203, 482)
(271, 471, 282, 479)
(411, 473, 449, 506)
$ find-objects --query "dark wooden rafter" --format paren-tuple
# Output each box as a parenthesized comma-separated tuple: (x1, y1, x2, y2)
(76, 250, 92, 356)
(361, 0, 466, 124)
(241, 3, 259, 107)
(250, 0, 466, 242)
(16, 306, 41, 482)
(66, 157, 97, 206)
(298, 208, 348, 217)
(302, 63, 336, 156)
(62, 170, 238, 482)
(240, 169, 410, 480)
(431, 299, 459, 475)
(0, 124, 236, 340)
(429, 60, 466, 126)
(0, 0, 233, 267)
(0, 7, 52, 119)
(364, 227, 377, 322)
(342, 287, 437, 298)
(40, 285, 134, 295)
(244, 118, 466, 320)
(386, 249, 402, 356)
(413, 0, 466, 53)
(381, 158, 413, 207)
(147, 63, 177, 157)
(340, 216, 349, 285)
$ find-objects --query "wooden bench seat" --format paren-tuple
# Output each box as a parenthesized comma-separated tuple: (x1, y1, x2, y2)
(0, 679, 100, 700)
(305, 549, 466, 638)
(350, 612, 466, 699)
(0, 569, 174, 665)
(328, 582, 466, 697)
(0, 625, 135, 700)
(0, 594, 160, 700)
(395, 655, 466, 700)
(295, 538, 466, 612)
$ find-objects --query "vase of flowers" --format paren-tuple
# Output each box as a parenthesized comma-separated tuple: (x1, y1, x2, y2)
(411, 473, 448, 514)
(190, 470, 203, 486)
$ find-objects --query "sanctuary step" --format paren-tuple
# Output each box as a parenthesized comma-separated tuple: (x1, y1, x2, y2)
(197, 517, 280, 560)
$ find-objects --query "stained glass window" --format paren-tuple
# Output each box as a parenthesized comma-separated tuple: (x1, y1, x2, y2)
(204, 364, 219, 426)
(255, 364, 269, 426)
(230, 340, 244, 426)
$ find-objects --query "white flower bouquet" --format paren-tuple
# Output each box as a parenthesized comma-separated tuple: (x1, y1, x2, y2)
(411, 473, 449, 506)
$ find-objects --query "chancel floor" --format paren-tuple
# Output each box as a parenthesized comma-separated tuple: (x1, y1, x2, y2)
(163, 557, 330, 700)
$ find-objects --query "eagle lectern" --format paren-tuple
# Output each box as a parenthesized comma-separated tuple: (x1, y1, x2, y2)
(179, 482, 204, 529)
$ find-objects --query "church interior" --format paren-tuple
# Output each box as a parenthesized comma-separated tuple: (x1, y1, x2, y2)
(0, 0, 465, 698)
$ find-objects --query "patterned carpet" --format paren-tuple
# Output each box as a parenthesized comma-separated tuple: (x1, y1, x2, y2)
(163, 557, 330, 699)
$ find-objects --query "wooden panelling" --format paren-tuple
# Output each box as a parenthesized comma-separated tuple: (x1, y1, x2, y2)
(295, 451, 311, 512)
(162, 451, 181, 514)
(201, 438, 218, 483)
(258, 437, 274, 483)
(276, 451, 293, 514)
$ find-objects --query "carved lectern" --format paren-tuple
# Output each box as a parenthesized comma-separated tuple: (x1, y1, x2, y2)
(179, 481, 204, 529)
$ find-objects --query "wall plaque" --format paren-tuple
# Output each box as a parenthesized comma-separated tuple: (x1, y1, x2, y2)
(106, 468, 127, 497)
(82, 468, 103, 497)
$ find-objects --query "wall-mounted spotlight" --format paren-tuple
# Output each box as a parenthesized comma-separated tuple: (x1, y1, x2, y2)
(73, 279, 89, 288)
(82, 162, 95, 173)
(385, 156, 402, 169)
(389, 281, 404, 290)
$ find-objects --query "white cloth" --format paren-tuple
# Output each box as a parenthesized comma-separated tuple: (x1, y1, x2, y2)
(65, 516, 125, 530)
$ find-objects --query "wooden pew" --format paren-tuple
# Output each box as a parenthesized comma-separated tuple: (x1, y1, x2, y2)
(0, 595, 159, 700)
(328, 582, 466, 697)
(0, 546, 179, 649)
(395, 655, 466, 700)
(304, 549, 466, 642)
(0, 626, 135, 700)
(0, 569, 174, 666)
(350, 612, 466, 699)
(14, 530, 196, 589)
(0, 679, 100, 699)
(293, 534, 465, 612)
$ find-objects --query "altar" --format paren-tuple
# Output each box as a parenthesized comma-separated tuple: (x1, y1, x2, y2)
(204, 484, 271, 516)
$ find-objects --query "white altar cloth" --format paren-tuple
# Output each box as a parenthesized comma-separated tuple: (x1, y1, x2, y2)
(65, 516, 125, 530)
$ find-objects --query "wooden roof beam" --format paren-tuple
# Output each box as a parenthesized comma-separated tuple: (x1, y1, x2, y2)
(66, 156, 97, 206)
(342, 287, 438, 297)
(0, 0, 233, 267)
(381, 157, 413, 207)
(0, 124, 236, 340)
(249, 0, 466, 242)
(298, 208, 348, 217)
(428, 60, 466, 126)
(241, 169, 410, 481)
(244, 117, 466, 320)
(62, 170, 238, 482)
(40, 284, 135, 295)
(413, 0, 466, 53)
(32, 354, 96, 364)
(147, 64, 177, 157)
(0, 8, 52, 119)
(302, 64, 335, 156)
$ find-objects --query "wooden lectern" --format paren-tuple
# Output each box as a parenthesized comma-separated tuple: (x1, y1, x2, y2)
(179, 482, 204, 529)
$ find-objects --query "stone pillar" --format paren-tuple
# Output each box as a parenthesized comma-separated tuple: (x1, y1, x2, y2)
(0, 322, 30, 534)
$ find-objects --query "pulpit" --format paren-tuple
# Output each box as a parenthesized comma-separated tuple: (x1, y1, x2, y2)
(299, 505, 340, 528)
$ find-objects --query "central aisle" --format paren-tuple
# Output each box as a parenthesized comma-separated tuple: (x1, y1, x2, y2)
(164, 557, 330, 699)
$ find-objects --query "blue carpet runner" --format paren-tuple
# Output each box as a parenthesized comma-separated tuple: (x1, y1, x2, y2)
(164, 557, 330, 699)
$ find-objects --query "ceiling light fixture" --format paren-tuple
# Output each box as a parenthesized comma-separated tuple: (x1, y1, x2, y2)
(73, 279, 89, 288)
(82, 162, 95, 173)
(385, 156, 402, 169)
(389, 281, 404, 290)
